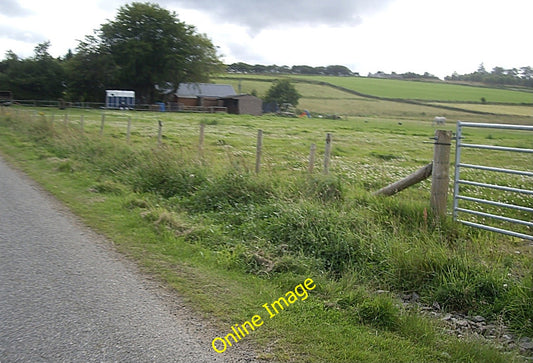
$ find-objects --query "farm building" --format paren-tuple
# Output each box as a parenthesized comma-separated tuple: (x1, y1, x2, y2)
(169, 83, 262, 115)
(106, 90, 135, 109)
(173, 83, 236, 108)
(219, 94, 263, 116)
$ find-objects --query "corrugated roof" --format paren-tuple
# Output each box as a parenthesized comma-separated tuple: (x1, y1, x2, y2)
(177, 83, 236, 98)
(220, 94, 260, 100)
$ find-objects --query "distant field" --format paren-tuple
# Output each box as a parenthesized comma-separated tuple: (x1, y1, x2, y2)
(299, 76, 533, 103)
(220, 74, 533, 104)
(216, 76, 533, 122)
(430, 102, 533, 116)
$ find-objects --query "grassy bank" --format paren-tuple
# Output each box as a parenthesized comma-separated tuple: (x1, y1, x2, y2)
(0, 107, 531, 362)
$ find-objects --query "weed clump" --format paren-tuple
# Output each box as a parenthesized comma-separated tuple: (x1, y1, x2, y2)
(130, 149, 208, 198)
(56, 159, 75, 173)
(356, 294, 401, 329)
(89, 180, 125, 195)
(124, 197, 151, 209)
(501, 276, 533, 335)
(304, 175, 344, 202)
(257, 201, 361, 275)
(187, 171, 272, 212)
(336, 288, 401, 330)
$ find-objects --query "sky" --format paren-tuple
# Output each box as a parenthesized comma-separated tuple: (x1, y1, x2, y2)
(1, 0, 532, 79)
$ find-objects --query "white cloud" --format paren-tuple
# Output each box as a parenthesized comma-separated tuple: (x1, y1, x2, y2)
(0, 24, 43, 43)
(1, 0, 532, 78)
(338, 0, 533, 77)
(164, 0, 394, 34)
(0, 0, 33, 16)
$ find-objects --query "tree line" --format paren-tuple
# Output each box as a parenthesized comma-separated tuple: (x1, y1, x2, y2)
(228, 62, 533, 87)
(445, 63, 533, 87)
(0, 2, 223, 103)
(366, 71, 439, 80)
(1, 2, 531, 104)
(227, 63, 358, 77)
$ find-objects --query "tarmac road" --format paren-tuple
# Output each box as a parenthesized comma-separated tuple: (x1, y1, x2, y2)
(0, 155, 259, 363)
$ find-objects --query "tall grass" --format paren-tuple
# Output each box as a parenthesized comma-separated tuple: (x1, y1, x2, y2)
(1, 108, 531, 360)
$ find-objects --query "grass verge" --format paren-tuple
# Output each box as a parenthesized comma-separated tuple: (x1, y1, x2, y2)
(0, 108, 531, 362)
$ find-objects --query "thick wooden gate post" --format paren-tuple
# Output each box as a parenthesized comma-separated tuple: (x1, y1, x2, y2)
(430, 130, 452, 218)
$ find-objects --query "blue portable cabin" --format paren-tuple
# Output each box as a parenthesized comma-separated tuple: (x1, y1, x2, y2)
(105, 90, 135, 109)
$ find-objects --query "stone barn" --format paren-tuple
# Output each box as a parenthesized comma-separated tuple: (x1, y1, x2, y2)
(220, 94, 263, 116)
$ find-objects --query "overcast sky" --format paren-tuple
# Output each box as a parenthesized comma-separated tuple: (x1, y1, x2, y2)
(1, 0, 532, 78)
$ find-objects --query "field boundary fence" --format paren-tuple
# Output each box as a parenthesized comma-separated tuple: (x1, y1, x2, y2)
(0, 107, 336, 176)
(4, 107, 531, 233)
(8, 100, 229, 113)
(452, 121, 533, 240)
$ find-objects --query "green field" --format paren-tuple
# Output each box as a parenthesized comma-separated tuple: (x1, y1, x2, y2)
(430, 103, 533, 117)
(216, 76, 533, 122)
(298, 76, 533, 103)
(0, 79, 532, 362)
(221, 74, 533, 104)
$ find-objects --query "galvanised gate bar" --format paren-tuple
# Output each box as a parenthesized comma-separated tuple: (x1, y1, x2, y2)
(453, 121, 533, 240)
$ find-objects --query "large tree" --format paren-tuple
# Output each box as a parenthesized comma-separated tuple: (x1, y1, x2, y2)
(64, 36, 118, 102)
(98, 2, 223, 103)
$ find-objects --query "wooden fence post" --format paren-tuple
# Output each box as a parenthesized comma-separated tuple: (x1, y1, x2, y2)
(255, 129, 263, 174)
(430, 130, 452, 218)
(127, 117, 132, 143)
(308, 143, 316, 173)
(199, 123, 205, 157)
(157, 120, 163, 146)
(323, 133, 332, 174)
(100, 113, 105, 135)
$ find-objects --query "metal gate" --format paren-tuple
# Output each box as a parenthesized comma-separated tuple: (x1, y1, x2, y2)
(453, 121, 533, 240)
